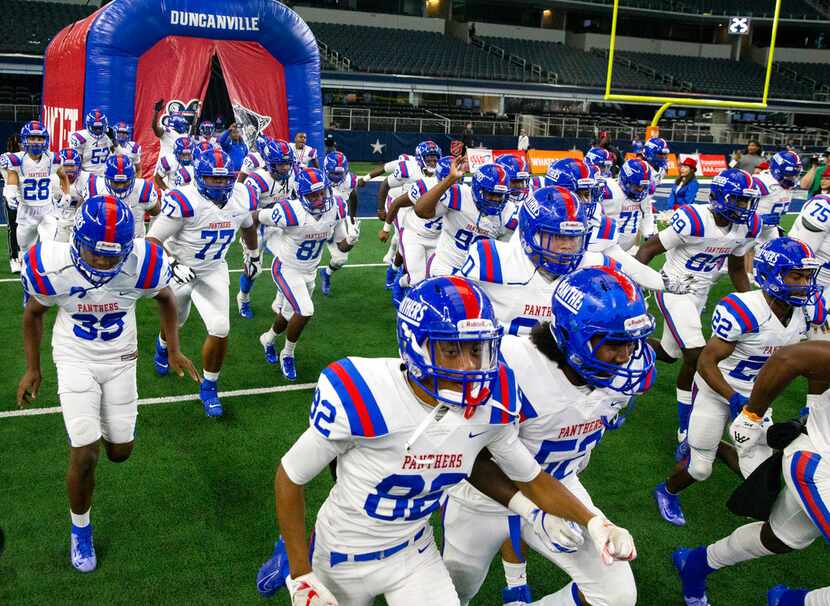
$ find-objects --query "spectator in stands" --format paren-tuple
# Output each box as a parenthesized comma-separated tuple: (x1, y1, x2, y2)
(517, 129, 529, 152)
(462, 122, 475, 152)
(800, 151, 830, 196)
(668, 157, 699, 210)
(1, 134, 21, 273)
(217, 122, 249, 172)
(731, 140, 765, 173)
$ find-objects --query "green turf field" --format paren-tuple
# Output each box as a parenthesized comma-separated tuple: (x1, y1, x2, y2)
(0, 216, 827, 605)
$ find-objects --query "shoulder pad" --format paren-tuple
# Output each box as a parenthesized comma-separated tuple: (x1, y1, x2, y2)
(348, 173, 358, 189)
(6, 153, 22, 167)
(441, 183, 463, 211)
(594, 215, 617, 241)
(335, 196, 347, 219)
(271, 199, 300, 226)
(504, 205, 518, 231)
(408, 179, 429, 201)
(671, 205, 705, 237)
(69, 132, 86, 147)
(755, 177, 771, 196)
(161, 156, 172, 172)
(86, 174, 101, 197)
(802, 197, 830, 231)
(746, 213, 762, 238)
(176, 167, 192, 185)
(163, 189, 195, 218)
(241, 183, 258, 211)
(714, 294, 760, 338)
(315, 358, 390, 439)
(22, 243, 57, 297)
(489, 363, 520, 425)
(134, 239, 171, 290)
(137, 180, 157, 205)
(602, 182, 614, 200)
(517, 389, 539, 423)
(247, 170, 270, 194)
(471, 238, 505, 284)
(393, 160, 416, 182)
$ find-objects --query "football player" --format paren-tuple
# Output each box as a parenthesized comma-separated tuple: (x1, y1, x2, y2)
(290, 131, 318, 169)
(601, 159, 656, 252)
(4, 121, 69, 253)
(16, 195, 198, 573)
(585, 147, 614, 178)
(636, 168, 762, 461)
(414, 158, 517, 279)
(496, 154, 533, 207)
(147, 149, 259, 417)
(112, 121, 142, 173)
(642, 136, 671, 185)
(152, 99, 191, 158)
(69, 110, 112, 176)
(154, 136, 194, 192)
(87, 155, 159, 237)
(443, 267, 654, 606)
(655, 237, 825, 526)
(49, 148, 87, 242)
(237, 134, 270, 183)
(237, 139, 297, 319)
(196, 121, 217, 146)
(256, 167, 356, 381)
(673, 339, 830, 606)
(256, 276, 637, 605)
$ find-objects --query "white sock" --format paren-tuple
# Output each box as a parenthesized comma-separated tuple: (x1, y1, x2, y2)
(238, 291, 250, 303)
(806, 393, 819, 411)
(158, 335, 167, 350)
(706, 521, 773, 570)
(807, 587, 830, 606)
(282, 339, 296, 357)
(203, 370, 220, 382)
(261, 328, 278, 345)
(677, 388, 692, 405)
(70, 508, 91, 528)
(502, 559, 527, 589)
(533, 582, 579, 605)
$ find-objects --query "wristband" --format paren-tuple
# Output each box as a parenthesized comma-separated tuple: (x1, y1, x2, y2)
(382, 223, 392, 233)
(363, 173, 373, 183)
(507, 491, 536, 520)
(742, 406, 764, 423)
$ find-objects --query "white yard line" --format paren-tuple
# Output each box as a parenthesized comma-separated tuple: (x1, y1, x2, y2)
(0, 382, 317, 419)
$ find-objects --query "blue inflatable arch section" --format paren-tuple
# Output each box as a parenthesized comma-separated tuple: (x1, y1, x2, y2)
(82, 0, 322, 151)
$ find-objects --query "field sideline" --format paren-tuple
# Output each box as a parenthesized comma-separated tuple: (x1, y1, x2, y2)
(0, 216, 827, 605)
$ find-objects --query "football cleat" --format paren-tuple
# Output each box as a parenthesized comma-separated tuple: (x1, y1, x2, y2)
(673, 547, 713, 605)
(70, 524, 97, 573)
(153, 336, 169, 376)
(259, 332, 278, 365)
(256, 537, 291, 598)
(321, 267, 332, 296)
(768, 585, 808, 606)
(385, 265, 397, 289)
(654, 482, 686, 526)
(502, 584, 533, 605)
(236, 291, 253, 320)
(280, 354, 297, 381)
(199, 379, 224, 417)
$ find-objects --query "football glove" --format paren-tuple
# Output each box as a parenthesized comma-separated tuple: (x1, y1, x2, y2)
(529, 509, 584, 553)
(288, 572, 338, 606)
(587, 516, 636, 565)
(154, 99, 164, 112)
(242, 246, 262, 280)
(660, 270, 694, 295)
(170, 260, 196, 285)
(346, 218, 361, 246)
(56, 193, 72, 210)
(3, 185, 19, 210)
(729, 409, 766, 455)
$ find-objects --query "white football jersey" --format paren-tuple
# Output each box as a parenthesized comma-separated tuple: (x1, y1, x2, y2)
(710, 289, 825, 394)
(113, 141, 142, 168)
(385, 160, 425, 227)
(159, 126, 188, 158)
(290, 143, 317, 168)
(431, 183, 517, 275)
(601, 178, 652, 248)
(809, 388, 830, 453)
(789, 194, 830, 287)
(659, 204, 761, 294)
(6, 151, 58, 208)
(50, 172, 88, 207)
(586, 201, 619, 254)
(150, 182, 257, 274)
(240, 151, 264, 176)
(258, 196, 348, 273)
(458, 234, 620, 336)
(280, 356, 538, 551)
(21, 239, 171, 363)
(154, 154, 193, 189)
(245, 169, 296, 209)
(69, 129, 112, 175)
(86, 174, 159, 237)
(329, 172, 358, 199)
(401, 176, 443, 240)
(754, 171, 792, 233)
(449, 335, 634, 514)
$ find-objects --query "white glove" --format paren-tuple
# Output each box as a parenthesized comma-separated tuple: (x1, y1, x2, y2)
(288, 572, 338, 606)
(729, 409, 766, 455)
(243, 247, 262, 280)
(55, 193, 73, 210)
(170, 260, 196, 285)
(508, 492, 584, 553)
(660, 270, 694, 295)
(346, 218, 361, 245)
(587, 516, 636, 565)
(3, 185, 19, 210)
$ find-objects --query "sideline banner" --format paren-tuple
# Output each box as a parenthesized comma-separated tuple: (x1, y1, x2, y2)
(698, 154, 728, 176)
(466, 147, 493, 172)
(527, 149, 583, 174)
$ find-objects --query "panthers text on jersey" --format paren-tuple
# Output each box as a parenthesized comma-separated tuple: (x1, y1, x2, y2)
(21, 239, 171, 363)
(6, 151, 58, 208)
(245, 168, 297, 209)
(601, 178, 654, 251)
(279, 356, 539, 552)
(258, 196, 348, 273)
(86, 174, 159, 237)
(790, 194, 830, 287)
(148, 182, 257, 275)
(69, 129, 112, 175)
(429, 183, 517, 276)
(113, 141, 142, 168)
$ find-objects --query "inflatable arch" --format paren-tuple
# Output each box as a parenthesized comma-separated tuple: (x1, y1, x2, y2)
(41, 0, 323, 177)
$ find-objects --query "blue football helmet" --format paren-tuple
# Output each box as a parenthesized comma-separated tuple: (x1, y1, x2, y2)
(255, 134, 270, 156)
(324, 151, 350, 185)
(85, 109, 108, 140)
(104, 155, 136, 200)
(296, 167, 332, 216)
(519, 186, 589, 277)
(436, 155, 454, 180)
(167, 113, 190, 135)
(59, 148, 81, 183)
(114, 121, 131, 146)
(619, 159, 653, 202)
(71, 195, 135, 287)
(173, 136, 193, 166)
(643, 137, 670, 170)
(397, 276, 503, 411)
(544, 158, 597, 209)
(585, 147, 613, 176)
(471, 163, 510, 216)
(551, 267, 656, 395)
(495, 154, 531, 203)
(20, 120, 49, 156)
(194, 148, 236, 206)
(264, 140, 294, 182)
(192, 140, 214, 163)
(753, 236, 820, 307)
(415, 140, 442, 173)
(770, 150, 802, 190)
(710, 168, 760, 223)
(198, 121, 215, 139)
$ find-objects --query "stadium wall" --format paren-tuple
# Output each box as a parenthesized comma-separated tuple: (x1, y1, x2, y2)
(750, 46, 830, 63)
(472, 22, 566, 43)
(293, 7, 445, 32)
(566, 32, 732, 58)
